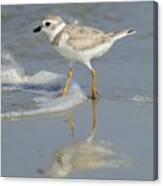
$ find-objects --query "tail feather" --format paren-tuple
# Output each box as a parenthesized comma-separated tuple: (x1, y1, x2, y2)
(107, 28, 136, 42)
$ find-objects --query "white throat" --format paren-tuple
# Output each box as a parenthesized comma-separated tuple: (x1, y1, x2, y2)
(45, 22, 66, 42)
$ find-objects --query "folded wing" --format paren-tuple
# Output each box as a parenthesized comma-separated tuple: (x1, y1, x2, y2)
(63, 24, 110, 51)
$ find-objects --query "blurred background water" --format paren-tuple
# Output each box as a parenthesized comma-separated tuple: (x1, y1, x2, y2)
(1, 2, 156, 180)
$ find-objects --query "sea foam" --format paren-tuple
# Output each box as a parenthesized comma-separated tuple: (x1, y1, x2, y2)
(1, 51, 87, 119)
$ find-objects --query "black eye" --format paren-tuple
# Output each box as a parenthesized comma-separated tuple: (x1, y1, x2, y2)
(45, 22, 51, 27)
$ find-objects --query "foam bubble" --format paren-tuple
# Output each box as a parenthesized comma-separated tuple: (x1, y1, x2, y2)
(131, 95, 152, 103)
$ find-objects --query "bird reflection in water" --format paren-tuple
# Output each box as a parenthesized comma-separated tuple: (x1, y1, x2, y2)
(46, 100, 132, 178)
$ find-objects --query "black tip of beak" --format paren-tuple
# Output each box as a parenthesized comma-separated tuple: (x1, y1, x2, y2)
(33, 26, 42, 33)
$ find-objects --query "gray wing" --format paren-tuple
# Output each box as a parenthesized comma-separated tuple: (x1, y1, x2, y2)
(63, 24, 110, 51)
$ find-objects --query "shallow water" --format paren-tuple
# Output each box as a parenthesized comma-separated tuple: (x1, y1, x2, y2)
(1, 2, 156, 180)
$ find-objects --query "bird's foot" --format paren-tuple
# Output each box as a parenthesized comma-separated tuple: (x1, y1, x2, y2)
(57, 90, 68, 97)
(88, 90, 100, 100)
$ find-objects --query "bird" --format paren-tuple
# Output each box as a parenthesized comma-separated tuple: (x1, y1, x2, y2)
(33, 15, 136, 99)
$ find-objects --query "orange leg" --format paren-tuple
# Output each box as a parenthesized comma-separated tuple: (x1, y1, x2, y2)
(62, 68, 73, 96)
(91, 68, 97, 100)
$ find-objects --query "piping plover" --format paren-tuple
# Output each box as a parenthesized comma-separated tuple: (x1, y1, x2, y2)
(33, 15, 136, 99)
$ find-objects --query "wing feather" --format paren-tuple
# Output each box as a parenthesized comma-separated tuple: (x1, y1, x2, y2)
(63, 24, 110, 51)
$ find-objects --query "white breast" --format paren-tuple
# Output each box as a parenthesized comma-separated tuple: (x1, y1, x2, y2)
(54, 45, 84, 63)
(54, 40, 114, 65)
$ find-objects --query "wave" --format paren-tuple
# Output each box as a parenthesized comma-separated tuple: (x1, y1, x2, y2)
(1, 51, 87, 119)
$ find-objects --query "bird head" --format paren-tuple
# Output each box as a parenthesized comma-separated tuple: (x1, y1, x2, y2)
(33, 15, 66, 42)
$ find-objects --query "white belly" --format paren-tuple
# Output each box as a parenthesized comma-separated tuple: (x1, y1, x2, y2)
(85, 42, 114, 59)
(54, 41, 113, 64)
